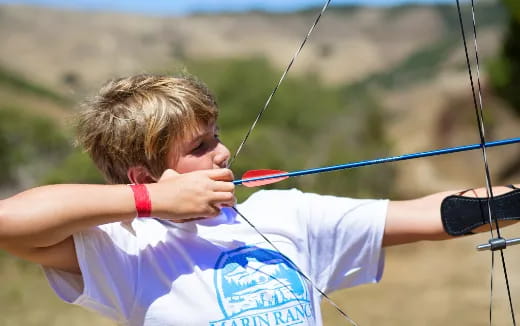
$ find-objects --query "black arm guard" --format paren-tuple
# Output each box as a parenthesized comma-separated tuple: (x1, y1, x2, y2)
(441, 188, 520, 236)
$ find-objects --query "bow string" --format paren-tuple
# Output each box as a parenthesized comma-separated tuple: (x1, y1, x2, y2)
(227, 1, 361, 324)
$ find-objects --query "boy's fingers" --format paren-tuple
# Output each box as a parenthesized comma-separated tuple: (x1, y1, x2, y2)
(206, 168, 234, 181)
(213, 181, 235, 192)
(212, 192, 237, 207)
(203, 207, 219, 218)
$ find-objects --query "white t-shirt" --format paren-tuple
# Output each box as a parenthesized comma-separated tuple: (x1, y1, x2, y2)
(44, 189, 388, 326)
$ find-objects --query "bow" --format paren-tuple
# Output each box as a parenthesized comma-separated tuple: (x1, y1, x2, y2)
(227, 0, 519, 324)
(455, 0, 516, 324)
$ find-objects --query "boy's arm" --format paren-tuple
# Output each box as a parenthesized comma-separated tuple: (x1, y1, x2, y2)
(382, 185, 519, 247)
(0, 168, 235, 272)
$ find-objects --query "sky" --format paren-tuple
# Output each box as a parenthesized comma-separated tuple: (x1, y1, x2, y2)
(0, 0, 457, 15)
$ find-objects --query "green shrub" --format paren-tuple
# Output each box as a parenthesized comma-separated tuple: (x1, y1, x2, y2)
(0, 106, 71, 186)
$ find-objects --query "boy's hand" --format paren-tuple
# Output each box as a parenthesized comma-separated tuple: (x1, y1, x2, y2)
(148, 168, 235, 222)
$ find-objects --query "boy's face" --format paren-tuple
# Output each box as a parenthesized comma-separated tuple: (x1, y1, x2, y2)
(169, 121, 230, 173)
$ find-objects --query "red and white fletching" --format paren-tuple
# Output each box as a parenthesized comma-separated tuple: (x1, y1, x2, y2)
(240, 169, 288, 187)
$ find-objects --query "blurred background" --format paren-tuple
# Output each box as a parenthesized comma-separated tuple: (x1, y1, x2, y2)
(0, 0, 519, 325)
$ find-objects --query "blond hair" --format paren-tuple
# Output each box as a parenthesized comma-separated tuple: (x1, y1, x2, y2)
(76, 74, 218, 184)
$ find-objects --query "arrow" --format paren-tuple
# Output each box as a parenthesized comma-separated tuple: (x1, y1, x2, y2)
(234, 137, 520, 187)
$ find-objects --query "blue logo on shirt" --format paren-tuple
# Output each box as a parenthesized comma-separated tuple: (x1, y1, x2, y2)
(210, 246, 314, 325)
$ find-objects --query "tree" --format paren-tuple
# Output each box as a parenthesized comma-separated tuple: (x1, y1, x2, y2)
(489, 0, 520, 114)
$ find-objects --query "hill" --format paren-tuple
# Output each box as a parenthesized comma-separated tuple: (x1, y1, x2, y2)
(0, 2, 517, 195)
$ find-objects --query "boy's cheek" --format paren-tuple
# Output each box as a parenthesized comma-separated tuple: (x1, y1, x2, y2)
(173, 157, 214, 174)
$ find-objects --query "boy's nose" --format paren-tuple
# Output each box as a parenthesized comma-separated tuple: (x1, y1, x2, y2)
(214, 142, 231, 168)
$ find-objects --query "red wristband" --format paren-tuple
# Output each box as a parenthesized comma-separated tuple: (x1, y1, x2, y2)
(129, 184, 152, 217)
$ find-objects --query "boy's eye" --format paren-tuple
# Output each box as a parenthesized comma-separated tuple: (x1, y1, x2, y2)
(190, 132, 220, 154)
(192, 142, 205, 152)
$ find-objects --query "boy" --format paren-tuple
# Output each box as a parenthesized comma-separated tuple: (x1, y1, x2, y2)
(0, 74, 516, 325)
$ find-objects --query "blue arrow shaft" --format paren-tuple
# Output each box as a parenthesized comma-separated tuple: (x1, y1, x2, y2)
(233, 137, 520, 185)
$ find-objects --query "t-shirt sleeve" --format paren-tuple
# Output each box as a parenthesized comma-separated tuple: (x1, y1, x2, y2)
(42, 222, 139, 323)
(299, 192, 388, 293)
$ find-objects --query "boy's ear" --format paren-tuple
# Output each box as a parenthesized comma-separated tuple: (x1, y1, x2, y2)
(127, 166, 157, 184)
